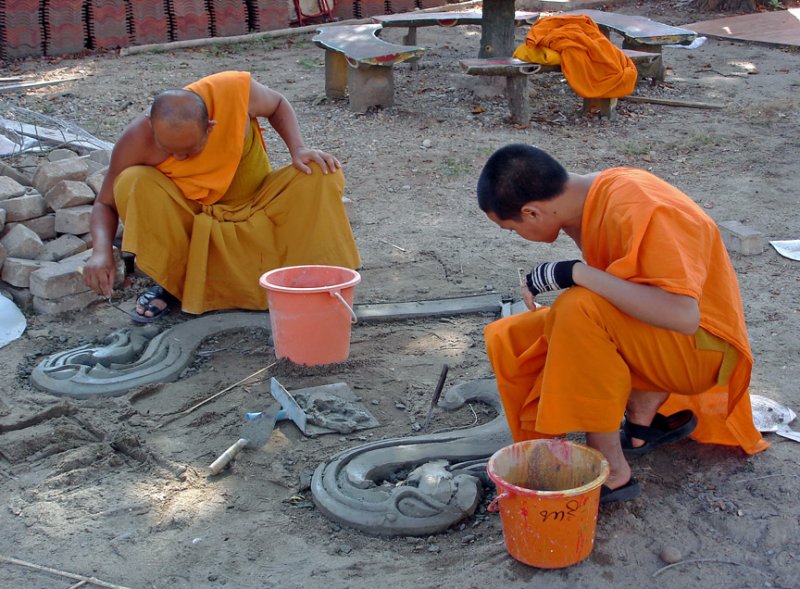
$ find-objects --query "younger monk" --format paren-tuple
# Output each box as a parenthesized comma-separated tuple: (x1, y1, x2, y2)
(83, 71, 360, 321)
(478, 144, 767, 503)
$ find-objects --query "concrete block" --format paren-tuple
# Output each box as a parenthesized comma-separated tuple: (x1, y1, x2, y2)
(45, 180, 96, 210)
(38, 234, 88, 262)
(0, 224, 45, 259)
(718, 220, 766, 256)
(29, 260, 90, 299)
(54, 205, 92, 235)
(48, 148, 79, 162)
(0, 241, 6, 271)
(0, 176, 27, 200)
(0, 193, 47, 222)
(87, 148, 112, 166)
(32, 157, 89, 194)
(4, 214, 57, 241)
(0, 162, 33, 186)
(33, 289, 101, 315)
(2, 257, 58, 288)
(0, 208, 5, 231)
(77, 156, 106, 175)
(86, 170, 106, 195)
(3, 284, 33, 309)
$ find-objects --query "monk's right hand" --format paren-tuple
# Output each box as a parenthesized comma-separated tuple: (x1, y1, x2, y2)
(82, 250, 116, 297)
(521, 286, 538, 311)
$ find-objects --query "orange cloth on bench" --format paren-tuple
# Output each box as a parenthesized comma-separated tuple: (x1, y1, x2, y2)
(513, 15, 637, 98)
(484, 168, 767, 456)
(115, 72, 361, 314)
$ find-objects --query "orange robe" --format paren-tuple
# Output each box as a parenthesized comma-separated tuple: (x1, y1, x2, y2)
(512, 15, 637, 99)
(115, 71, 360, 314)
(485, 168, 767, 455)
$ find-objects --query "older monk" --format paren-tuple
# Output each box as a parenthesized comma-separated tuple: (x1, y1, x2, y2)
(83, 71, 360, 322)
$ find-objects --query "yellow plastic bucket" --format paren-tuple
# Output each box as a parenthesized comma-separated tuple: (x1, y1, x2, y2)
(487, 439, 610, 569)
(259, 265, 360, 366)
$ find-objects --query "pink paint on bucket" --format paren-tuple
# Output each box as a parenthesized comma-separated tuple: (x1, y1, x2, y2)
(486, 439, 610, 569)
(259, 265, 361, 366)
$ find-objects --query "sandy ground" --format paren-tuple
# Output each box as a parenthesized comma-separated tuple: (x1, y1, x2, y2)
(1, 1, 799, 588)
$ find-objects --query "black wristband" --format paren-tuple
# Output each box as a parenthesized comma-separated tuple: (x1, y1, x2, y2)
(525, 260, 581, 296)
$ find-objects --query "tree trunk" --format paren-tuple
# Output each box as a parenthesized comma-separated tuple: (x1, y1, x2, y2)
(479, 0, 516, 58)
(693, 0, 757, 10)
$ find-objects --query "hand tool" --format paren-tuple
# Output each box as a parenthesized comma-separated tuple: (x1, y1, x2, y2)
(208, 401, 281, 475)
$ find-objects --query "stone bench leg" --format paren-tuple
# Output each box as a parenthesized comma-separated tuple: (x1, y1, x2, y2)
(324, 50, 349, 98)
(348, 63, 395, 112)
(623, 41, 666, 81)
(583, 97, 618, 120)
(506, 75, 529, 125)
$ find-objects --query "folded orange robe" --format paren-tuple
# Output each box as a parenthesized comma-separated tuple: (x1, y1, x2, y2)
(115, 71, 360, 314)
(513, 15, 637, 98)
(485, 168, 768, 455)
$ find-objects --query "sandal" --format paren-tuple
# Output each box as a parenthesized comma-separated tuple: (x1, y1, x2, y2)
(620, 410, 698, 457)
(600, 477, 641, 504)
(130, 285, 178, 324)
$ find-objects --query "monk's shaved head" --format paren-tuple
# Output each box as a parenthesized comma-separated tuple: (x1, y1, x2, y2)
(150, 90, 209, 132)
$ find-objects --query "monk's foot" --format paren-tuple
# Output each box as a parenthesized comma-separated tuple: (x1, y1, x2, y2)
(620, 410, 698, 457)
(131, 285, 177, 324)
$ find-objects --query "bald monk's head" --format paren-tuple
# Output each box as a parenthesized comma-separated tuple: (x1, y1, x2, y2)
(477, 144, 568, 221)
(149, 90, 214, 160)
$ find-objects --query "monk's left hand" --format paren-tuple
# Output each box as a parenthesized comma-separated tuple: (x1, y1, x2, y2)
(291, 147, 341, 175)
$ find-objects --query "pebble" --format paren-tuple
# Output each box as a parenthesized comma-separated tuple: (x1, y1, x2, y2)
(422, 139, 432, 148)
(659, 546, 682, 564)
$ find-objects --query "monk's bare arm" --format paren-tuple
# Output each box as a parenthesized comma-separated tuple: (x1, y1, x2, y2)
(572, 263, 701, 335)
(83, 116, 154, 295)
(248, 78, 340, 174)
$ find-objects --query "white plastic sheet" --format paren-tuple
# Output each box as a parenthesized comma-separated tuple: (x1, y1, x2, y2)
(770, 240, 800, 261)
(0, 295, 26, 348)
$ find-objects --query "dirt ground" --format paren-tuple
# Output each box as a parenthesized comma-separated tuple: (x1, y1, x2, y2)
(1, 1, 799, 588)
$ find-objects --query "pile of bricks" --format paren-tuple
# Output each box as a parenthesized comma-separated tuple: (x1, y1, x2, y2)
(0, 148, 125, 315)
(0, 0, 44, 60)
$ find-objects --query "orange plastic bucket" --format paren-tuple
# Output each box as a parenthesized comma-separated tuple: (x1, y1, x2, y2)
(486, 439, 610, 569)
(259, 265, 361, 366)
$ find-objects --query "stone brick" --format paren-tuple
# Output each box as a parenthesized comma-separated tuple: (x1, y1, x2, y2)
(0, 193, 47, 222)
(4, 214, 57, 241)
(0, 224, 45, 259)
(0, 241, 6, 271)
(0, 176, 27, 201)
(86, 170, 106, 195)
(45, 180, 96, 210)
(0, 208, 5, 231)
(718, 220, 766, 256)
(77, 155, 106, 175)
(29, 247, 124, 300)
(3, 284, 33, 309)
(88, 148, 112, 166)
(2, 257, 58, 287)
(47, 148, 79, 162)
(33, 289, 101, 315)
(0, 162, 32, 186)
(32, 157, 90, 194)
(38, 234, 88, 262)
(54, 205, 92, 235)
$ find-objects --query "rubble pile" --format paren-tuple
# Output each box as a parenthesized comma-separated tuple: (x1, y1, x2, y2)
(0, 148, 124, 314)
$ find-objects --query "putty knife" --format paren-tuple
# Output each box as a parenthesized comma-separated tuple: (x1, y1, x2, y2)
(208, 401, 280, 475)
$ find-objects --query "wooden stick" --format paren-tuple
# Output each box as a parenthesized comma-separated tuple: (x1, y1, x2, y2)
(620, 95, 725, 109)
(652, 558, 767, 578)
(0, 555, 133, 589)
(0, 77, 84, 93)
(155, 363, 276, 428)
(379, 238, 407, 252)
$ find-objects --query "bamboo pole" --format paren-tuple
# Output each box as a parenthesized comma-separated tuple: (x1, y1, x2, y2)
(0, 555, 133, 589)
(620, 95, 725, 109)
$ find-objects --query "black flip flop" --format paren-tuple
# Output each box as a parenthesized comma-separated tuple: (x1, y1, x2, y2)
(130, 285, 177, 324)
(600, 477, 641, 504)
(620, 410, 698, 457)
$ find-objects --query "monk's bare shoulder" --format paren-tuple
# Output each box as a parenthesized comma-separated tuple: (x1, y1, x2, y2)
(113, 114, 168, 167)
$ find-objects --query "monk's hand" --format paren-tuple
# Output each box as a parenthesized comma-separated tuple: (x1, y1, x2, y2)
(82, 250, 116, 297)
(291, 147, 341, 175)
(525, 260, 581, 297)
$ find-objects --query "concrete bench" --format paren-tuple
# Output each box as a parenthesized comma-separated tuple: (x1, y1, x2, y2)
(569, 9, 697, 52)
(460, 49, 663, 122)
(312, 24, 424, 112)
(372, 11, 540, 45)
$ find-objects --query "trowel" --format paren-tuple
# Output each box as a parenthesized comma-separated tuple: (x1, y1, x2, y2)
(208, 401, 281, 475)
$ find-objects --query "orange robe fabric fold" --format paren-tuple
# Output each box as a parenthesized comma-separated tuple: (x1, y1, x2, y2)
(485, 168, 767, 456)
(513, 15, 637, 98)
(115, 71, 360, 314)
